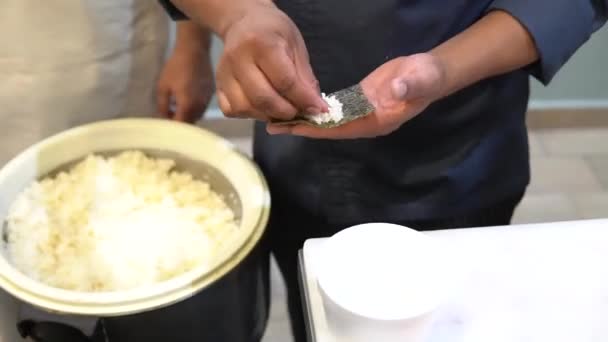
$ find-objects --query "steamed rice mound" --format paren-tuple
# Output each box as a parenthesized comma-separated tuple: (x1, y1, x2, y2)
(4, 151, 238, 292)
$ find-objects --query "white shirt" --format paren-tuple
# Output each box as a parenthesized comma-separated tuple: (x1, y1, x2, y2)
(0, 0, 169, 166)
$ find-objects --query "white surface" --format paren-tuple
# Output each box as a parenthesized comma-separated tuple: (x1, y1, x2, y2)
(302, 219, 608, 342)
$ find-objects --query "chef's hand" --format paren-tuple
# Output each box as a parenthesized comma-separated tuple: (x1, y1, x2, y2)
(157, 50, 215, 123)
(216, 2, 327, 121)
(267, 53, 446, 139)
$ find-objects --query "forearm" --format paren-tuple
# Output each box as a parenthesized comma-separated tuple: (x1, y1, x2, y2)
(173, 22, 212, 58)
(431, 10, 539, 98)
(170, 0, 273, 37)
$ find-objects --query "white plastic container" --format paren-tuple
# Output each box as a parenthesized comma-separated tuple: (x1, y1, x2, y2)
(317, 223, 447, 342)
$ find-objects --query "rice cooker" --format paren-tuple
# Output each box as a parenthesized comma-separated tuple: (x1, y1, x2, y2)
(0, 118, 271, 342)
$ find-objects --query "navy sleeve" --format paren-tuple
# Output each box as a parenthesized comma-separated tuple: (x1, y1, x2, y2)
(158, 0, 189, 21)
(488, 0, 607, 84)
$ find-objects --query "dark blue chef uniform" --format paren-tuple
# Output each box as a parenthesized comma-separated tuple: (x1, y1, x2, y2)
(160, 1, 607, 342)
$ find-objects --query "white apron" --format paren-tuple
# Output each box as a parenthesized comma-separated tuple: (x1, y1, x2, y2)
(0, 1, 169, 340)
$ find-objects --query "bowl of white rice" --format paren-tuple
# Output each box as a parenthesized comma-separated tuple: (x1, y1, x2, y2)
(0, 118, 270, 316)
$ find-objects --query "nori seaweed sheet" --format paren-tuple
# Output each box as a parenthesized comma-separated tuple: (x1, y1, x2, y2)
(272, 84, 375, 128)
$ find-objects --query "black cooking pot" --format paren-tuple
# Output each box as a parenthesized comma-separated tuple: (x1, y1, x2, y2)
(19, 245, 270, 342)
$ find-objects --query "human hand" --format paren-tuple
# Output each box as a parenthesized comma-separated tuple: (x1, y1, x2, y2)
(157, 50, 215, 123)
(216, 2, 327, 122)
(267, 53, 446, 139)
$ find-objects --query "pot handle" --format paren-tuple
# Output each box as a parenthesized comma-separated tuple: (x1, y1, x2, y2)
(17, 320, 96, 342)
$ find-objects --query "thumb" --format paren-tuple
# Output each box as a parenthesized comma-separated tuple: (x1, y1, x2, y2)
(390, 77, 426, 102)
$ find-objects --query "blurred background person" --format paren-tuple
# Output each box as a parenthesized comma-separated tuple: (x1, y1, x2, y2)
(0, 1, 214, 341)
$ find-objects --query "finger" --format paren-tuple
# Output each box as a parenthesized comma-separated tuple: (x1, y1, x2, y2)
(218, 78, 267, 121)
(391, 65, 438, 102)
(221, 81, 253, 119)
(258, 47, 327, 114)
(293, 37, 324, 102)
(361, 70, 402, 111)
(217, 90, 233, 116)
(374, 76, 427, 115)
(217, 60, 272, 120)
(157, 85, 172, 118)
(173, 92, 195, 123)
(288, 123, 368, 139)
(266, 123, 293, 135)
(216, 59, 236, 116)
(231, 63, 298, 120)
(216, 64, 246, 119)
(370, 77, 416, 112)
(392, 77, 430, 102)
(282, 115, 386, 139)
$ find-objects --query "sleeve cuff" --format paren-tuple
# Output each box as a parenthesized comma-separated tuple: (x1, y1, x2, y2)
(488, 0, 597, 84)
(158, 0, 189, 21)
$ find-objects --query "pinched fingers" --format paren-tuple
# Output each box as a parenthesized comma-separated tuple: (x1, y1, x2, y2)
(257, 45, 326, 115)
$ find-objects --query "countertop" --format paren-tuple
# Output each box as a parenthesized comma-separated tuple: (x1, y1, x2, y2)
(299, 219, 608, 342)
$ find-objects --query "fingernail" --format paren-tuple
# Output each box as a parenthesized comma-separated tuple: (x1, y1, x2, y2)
(391, 78, 408, 100)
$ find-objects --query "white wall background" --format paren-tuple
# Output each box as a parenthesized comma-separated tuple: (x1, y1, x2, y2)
(169, 24, 608, 118)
